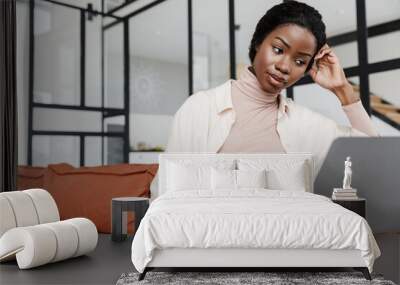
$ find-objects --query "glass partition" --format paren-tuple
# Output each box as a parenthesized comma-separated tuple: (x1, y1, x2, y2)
(33, 0, 80, 105)
(104, 23, 124, 109)
(128, 0, 188, 156)
(85, 15, 102, 107)
(192, 0, 230, 92)
(32, 135, 80, 166)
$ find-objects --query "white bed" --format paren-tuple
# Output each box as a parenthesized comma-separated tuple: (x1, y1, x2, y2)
(131, 153, 380, 280)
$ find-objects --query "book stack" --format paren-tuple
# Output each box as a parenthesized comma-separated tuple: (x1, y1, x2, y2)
(332, 188, 358, 200)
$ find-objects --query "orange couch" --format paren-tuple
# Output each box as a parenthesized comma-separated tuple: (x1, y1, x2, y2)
(17, 166, 46, 190)
(17, 163, 158, 234)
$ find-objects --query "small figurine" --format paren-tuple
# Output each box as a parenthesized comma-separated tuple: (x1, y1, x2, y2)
(342, 156, 352, 189)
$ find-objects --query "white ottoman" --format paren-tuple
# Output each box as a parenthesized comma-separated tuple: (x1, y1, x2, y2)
(0, 189, 98, 269)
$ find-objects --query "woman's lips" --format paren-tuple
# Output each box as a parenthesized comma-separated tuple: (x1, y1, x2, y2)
(267, 73, 285, 87)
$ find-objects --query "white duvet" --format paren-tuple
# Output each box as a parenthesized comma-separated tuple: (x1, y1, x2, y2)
(131, 189, 380, 273)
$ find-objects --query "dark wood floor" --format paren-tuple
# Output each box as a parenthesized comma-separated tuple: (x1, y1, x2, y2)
(0, 234, 134, 285)
(1, 233, 398, 285)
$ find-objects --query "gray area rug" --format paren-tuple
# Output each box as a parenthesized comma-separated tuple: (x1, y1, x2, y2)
(116, 271, 396, 285)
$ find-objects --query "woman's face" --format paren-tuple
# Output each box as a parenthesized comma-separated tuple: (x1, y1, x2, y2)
(252, 24, 317, 94)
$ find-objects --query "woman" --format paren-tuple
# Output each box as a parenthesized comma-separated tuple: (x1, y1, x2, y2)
(151, 1, 378, 196)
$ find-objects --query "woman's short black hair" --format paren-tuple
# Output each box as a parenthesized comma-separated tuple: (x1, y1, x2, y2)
(249, 1, 326, 73)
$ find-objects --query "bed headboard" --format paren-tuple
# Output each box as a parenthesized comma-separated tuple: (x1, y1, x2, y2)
(157, 152, 314, 197)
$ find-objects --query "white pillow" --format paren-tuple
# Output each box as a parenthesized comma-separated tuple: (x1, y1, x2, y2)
(211, 168, 236, 190)
(267, 165, 307, 191)
(211, 168, 268, 190)
(167, 162, 210, 191)
(237, 169, 267, 188)
(237, 159, 309, 191)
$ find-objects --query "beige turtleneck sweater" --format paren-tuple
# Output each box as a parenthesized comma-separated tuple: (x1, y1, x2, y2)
(218, 66, 378, 153)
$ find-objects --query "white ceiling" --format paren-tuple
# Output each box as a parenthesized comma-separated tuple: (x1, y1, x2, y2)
(63, 0, 400, 64)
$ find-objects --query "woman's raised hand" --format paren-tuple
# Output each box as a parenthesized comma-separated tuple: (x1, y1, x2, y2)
(309, 44, 360, 105)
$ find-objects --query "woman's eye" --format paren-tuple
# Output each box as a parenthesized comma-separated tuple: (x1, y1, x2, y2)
(273, 47, 282, 54)
(295, 59, 305, 66)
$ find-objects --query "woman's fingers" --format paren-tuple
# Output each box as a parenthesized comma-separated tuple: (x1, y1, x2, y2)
(315, 48, 332, 61)
(319, 43, 330, 53)
(311, 44, 334, 75)
(313, 45, 338, 68)
(315, 44, 332, 58)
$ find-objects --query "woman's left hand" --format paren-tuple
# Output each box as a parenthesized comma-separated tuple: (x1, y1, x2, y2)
(309, 44, 360, 105)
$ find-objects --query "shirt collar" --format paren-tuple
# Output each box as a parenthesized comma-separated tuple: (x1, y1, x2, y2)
(216, 79, 290, 117)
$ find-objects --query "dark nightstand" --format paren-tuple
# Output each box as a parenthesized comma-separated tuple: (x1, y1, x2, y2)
(332, 198, 366, 218)
(111, 197, 149, 242)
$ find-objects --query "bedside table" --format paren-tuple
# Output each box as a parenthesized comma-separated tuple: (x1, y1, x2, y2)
(332, 198, 366, 218)
(111, 197, 149, 242)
